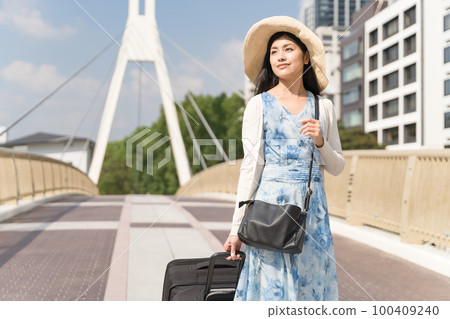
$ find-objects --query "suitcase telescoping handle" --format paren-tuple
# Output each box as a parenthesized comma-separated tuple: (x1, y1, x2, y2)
(204, 251, 246, 300)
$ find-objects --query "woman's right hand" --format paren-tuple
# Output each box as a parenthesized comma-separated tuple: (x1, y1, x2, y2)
(223, 235, 242, 260)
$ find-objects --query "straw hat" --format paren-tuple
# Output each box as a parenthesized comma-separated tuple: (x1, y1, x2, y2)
(243, 16, 328, 92)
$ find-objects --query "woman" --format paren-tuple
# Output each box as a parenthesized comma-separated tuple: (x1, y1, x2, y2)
(224, 16, 345, 301)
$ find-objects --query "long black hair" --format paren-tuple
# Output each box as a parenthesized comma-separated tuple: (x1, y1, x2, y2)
(253, 31, 321, 96)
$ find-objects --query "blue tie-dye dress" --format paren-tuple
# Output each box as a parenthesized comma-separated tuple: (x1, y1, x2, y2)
(234, 91, 339, 301)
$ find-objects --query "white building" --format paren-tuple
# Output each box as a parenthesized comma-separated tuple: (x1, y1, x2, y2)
(299, 0, 373, 30)
(444, 0, 450, 148)
(0, 126, 7, 144)
(364, 0, 446, 149)
(315, 26, 345, 117)
(0, 132, 95, 173)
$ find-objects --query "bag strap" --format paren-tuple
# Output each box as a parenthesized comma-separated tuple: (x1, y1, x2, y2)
(303, 95, 320, 212)
(238, 200, 254, 208)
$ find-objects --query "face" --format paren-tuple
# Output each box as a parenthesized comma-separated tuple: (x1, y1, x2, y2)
(269, 35, 310, 81)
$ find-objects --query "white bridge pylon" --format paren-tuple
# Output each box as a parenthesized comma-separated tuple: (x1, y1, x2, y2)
(88, 0, 192, 186)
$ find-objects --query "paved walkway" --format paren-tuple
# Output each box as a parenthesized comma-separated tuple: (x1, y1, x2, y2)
(0, 194, 448, 301)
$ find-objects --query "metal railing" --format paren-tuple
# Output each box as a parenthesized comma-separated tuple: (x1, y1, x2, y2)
(0, 148, 98, 205)
(176, 150, 450, 249)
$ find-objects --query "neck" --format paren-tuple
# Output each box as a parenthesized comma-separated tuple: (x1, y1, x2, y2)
(275, 78, 307, 97)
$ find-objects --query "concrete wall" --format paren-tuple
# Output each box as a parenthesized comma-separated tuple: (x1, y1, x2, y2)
(0, 148, 98, 205)
(14, 140, 93, 174)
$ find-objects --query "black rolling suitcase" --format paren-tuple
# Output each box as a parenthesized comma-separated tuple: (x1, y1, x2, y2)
(162, 251, 245, 301)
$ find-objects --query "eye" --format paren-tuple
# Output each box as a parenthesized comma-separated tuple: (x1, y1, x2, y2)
(270, 50, 277, 55)
(286, 47, 293, 52)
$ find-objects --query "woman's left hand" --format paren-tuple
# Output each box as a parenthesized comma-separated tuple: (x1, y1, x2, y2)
(299, 118, 324, 148)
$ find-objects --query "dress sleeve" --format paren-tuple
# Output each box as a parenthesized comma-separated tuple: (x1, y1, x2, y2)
(229, 95, 264, 236)
(317, 98, 345, 176)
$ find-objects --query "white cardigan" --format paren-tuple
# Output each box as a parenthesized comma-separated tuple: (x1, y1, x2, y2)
(229, 93, 345, 236)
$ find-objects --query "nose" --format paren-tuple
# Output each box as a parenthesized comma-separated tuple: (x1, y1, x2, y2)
(277, 52, 286, 61)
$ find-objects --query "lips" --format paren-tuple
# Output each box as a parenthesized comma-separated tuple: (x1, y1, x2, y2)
(277, 63, 289, 69)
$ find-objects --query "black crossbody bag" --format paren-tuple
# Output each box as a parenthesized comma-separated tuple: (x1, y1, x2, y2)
(237, 95, 319, 254)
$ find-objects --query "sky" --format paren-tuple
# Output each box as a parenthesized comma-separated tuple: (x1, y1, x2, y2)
(0, 0, 303, 142)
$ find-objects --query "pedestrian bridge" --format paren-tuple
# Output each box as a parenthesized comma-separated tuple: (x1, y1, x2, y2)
(0, 194, 448, 301)
(0, 148, 449, 301)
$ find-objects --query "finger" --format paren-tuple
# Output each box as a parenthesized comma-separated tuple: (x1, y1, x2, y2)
(230, 242, 236, 259)
(299, 117, 313, 123)
(299, 124, 320, 132)
(301, 128, 320, 136)
(300, 119, 320, 126)
(299, 123, 316, 131)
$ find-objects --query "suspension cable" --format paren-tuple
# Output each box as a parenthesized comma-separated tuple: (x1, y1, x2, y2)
(0, 31, 124, 138)
(138, 66, 142, 127)
(164, 54, 207, 169)
(61, 53, 117, 161)
(157, 27, 245, 100)
(186, 93, 229, 162)
(164, 50, 230, 163)
(129, 29, 200, 129)
(180, 103, 207, 170)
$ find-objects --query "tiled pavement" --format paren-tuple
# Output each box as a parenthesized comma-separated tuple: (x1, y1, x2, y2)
(0, 194, 448, 301)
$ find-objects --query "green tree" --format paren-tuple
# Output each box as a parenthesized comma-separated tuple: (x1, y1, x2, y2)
(98, 92, 245, 195)
(337, 120, 385, 150)
(97, 140, 136, 194)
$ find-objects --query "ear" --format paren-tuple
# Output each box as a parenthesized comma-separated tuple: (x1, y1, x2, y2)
(304, 51, 310, 65)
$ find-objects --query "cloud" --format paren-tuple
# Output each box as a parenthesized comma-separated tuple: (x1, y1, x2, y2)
(1, 60, 65, 93)
(176, 38, 244, 96)
(1, 60, 102, 99)
(172, 74, 203, 98)
(0, 0, 76, 39)
(208, 38, 244, 90)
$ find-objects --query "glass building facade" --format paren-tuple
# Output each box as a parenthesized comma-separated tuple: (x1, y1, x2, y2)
(313, 0, 372, 29)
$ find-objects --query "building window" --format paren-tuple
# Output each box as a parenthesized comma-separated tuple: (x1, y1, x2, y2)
(369, 104, 378, 122)
(404, 123, 416, 143)
(369, 29, 378, 47)
(369, 54, 378, 71)
(445, 47, 450, 63)
(369, 79, 378, 97)
(323, 35, 332, 41)
(383, 127, 399, 145)
(383, 17, 399, 40)
(404, 34, 416, 57)
(342, 86, 361, 105)
(445, 14, 450, 31)
(342, 110, 362, 128)
(342, 62, 362, 83)
(383, 98, 399, 118)
(343, 38, 362, 60)
(383, 43, 399, 65)
(404, 6, 416, 29)
(383, 71, 399, 92)
(404, 93, 416, 113)
(445, 79, 450, 96)
(404, 64, 416, 85)
(445, 112, 450, 128)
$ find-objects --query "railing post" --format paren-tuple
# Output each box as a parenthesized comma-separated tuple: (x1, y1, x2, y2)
(400, 155, 420, 244)
(11, 151, 20, 204)
(346, 155, 362, 226)
(41, 160, 46, 195)
(28, 155, 36, 199)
